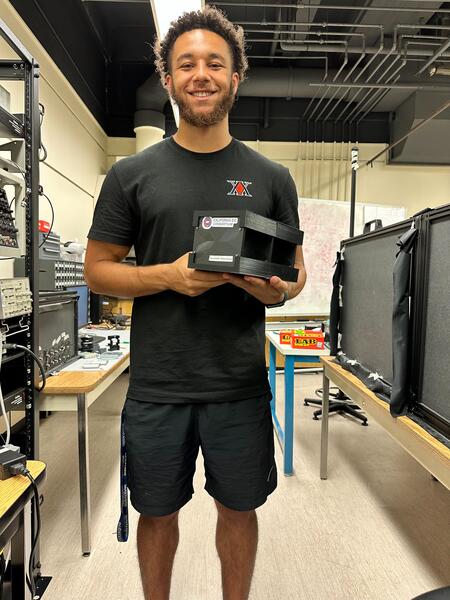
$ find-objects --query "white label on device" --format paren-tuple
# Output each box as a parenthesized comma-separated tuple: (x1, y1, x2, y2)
(211, 217, 238, 227)
(209, 255, 234, 263)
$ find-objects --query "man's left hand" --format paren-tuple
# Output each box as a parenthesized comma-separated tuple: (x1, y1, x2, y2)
(222, 273, 288, 305)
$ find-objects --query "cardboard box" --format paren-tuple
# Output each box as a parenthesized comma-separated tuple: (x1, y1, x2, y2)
(291, 331, 325, 350)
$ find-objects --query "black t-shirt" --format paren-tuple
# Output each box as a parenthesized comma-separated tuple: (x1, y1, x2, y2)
(88, 137, 299, 403)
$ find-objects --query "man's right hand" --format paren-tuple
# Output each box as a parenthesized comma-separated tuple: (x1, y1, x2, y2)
(166, 252, 226, 297)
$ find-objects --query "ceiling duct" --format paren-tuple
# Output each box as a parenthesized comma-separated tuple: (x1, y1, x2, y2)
(134, 72, 168, 151)
(389, 91, 450, 164)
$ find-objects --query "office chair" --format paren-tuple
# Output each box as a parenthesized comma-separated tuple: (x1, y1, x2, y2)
(304, 386, 368, 426)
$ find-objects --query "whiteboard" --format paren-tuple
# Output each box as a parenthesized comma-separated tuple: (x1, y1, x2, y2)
(267, 198, 406, 317)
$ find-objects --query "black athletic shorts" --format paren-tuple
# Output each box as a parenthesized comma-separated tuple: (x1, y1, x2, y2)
(123, 393, 277, 517)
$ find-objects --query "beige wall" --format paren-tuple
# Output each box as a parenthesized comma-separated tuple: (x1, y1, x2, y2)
(0, 0, 107, 246)
(244, 141, 450, 217)
(107, 139, 449, 218)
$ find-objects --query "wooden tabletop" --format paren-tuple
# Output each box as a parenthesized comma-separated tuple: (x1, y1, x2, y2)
(321, 356, 450, 469)
(42, 352, 129, 394)
(0, 460, 46, 519)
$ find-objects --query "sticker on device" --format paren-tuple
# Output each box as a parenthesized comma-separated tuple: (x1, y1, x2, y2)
(201, 217, 238, 229)
(209, 255, 234, 263)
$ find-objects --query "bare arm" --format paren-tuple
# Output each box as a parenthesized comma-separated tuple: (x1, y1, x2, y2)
(222, 245, 307, 305)
(84, 239, 227, 298)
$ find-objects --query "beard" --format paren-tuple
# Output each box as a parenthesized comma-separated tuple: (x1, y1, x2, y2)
(171, 81, 236, 127)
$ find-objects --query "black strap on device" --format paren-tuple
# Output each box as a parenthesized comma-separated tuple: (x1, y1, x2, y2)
(390, 226, 418, 417)
(117, 409, 129, 542)
(329, 251, 343, 356)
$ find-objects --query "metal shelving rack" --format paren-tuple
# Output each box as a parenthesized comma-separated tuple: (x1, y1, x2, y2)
(0, 19, 40, 460)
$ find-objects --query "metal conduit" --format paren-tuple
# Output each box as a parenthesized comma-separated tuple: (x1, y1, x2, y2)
(334, 28, 449, 123)
(266, 31, 366, 122)
(345, 57, 406, 123)
(356, 75, 401, 125)
(314, 35, 366, 122)
(353, 39, 427, 125)
(310, 82, 450, 90)
(237, 20, 385, 30)
(215, 2, 450, 14)
(416, 38, 450, 75)
(307, 42, 349, 121)
(332, 40, 442, 123)
(323, 30, 385, 122)
(347, 33, 449, 124)
(278, 42, 450, 57)
(303, 42, 348, 121)
(326, 36, 444, 121)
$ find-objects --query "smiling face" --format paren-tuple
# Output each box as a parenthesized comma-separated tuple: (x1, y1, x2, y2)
(165, 29, 239, 128)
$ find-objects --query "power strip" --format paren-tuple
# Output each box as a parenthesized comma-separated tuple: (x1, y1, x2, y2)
(0, 446, 26, 480)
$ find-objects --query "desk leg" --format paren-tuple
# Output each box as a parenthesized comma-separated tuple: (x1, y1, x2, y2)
(11, 506, 28, 600)
(269, 342, 277, 414)
(320, 371, 330, 480)
(77, 393, 92, 556)
(283, 356, 295, 476)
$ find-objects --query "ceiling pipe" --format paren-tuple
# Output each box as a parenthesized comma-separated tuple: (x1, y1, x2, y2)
(310, 82, 450, 90)
(215, 2, 450, 14)
(345, 57, 407, 123)
(334, 27, 446, 122)
(346, 33, 449, 124)
(238, 20, 396, 29)
(308, 34, 366, 122)
(353, 39, 423, 124)
(324, 27, 384, 122)
(429, 65, 450, 75)
(307, 41, 349, 121)
(278, 40, 450, 57)
(238, 67, 350, 97)
(269, 7, 283, 64)
(356, 77, 401, 125)
(416, 38, 450, 75)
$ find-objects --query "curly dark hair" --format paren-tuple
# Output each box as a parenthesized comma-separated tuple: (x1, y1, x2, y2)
(154, 5, 249, 88)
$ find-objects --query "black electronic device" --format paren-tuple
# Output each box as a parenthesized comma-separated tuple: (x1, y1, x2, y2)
(188, 210, 303, 282)
(15, 257, 85, 290)
(339, 218, 412, 386)
(108, 335, 120, 351)
(0, 188, 18, 248)
(0, 104, 24, 138)
(39, 230, 60, 259)
(411, 205, 450, 438)
(331, 204, 450, 441)
(0, 346, 27, 411)
(38, 290, 78, 373)
(79, 334, 94, 352)
(89, 292, 104, 324)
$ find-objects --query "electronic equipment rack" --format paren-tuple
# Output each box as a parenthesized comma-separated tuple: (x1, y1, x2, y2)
(0, 18, 40, 462)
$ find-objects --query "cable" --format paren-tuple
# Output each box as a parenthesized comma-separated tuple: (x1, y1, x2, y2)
(3, 159, 26, 184)
(37, 187, 54, 249)
(39, 103, 48, 162)
(0, 188, 17, 261)
(4, 343, 46, 392)
(8, 464, 41, 599)
(0, 335, 11, 446)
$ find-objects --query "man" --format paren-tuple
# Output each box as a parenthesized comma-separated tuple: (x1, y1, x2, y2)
(85, 6, 306, 600)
